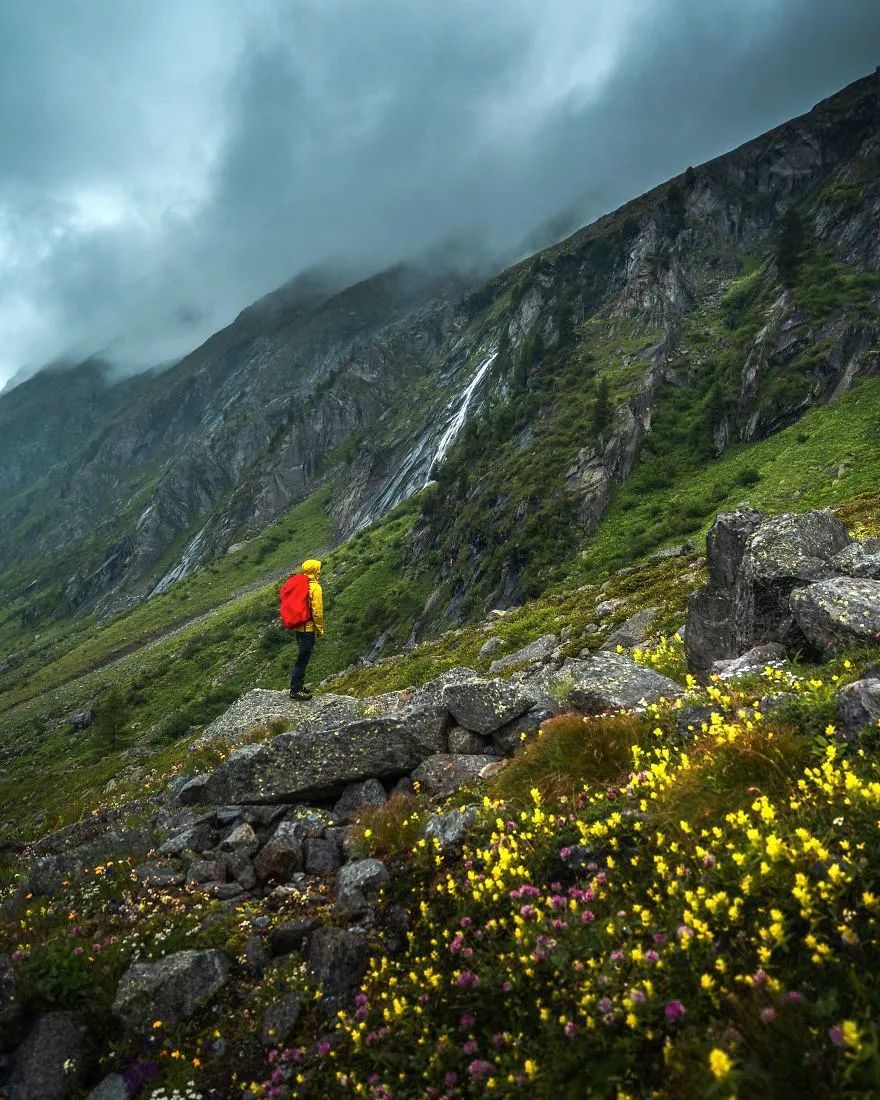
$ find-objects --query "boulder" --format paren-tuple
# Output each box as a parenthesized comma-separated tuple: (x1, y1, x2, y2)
(442, 679, 535, 734)
(306, 927, 369, 1006)
(303, 837, 341, 875)
(399, 667, 480, 711)
(537, 652, 681, 714)
(712, 643, 787, 681)
(831, 538, 880, 579)
(191, 707, 449, 804)
(8, 1012, 88, 1099)
(686, 508, 851, 670)
(410, 754, 497, 799)
(478, 636, 504, 659)
(447, 728, 490, 755)
(158, 822, 215, 856)
(87, 1075, 127, 1100)
(269, 918, 321, 957)
(791, 578, 880, 654)
(261, 992, 302, 1047)
(133, 860, 185, 888)
(112, 949, 229, 1028)
(219, 823, 259, 857)
(600, 608, 659, 651)
(220, 850, 258, 890)
(65, 708, 94, 732)
(333, 779, 387, 824)
(491, 705, 560, 755)
(489, 634, 558, 674)
(254, 834, 302, 884)
(837, 678, 880, 738)
(596, 598, 625, 620)
(673, 705, 715, 740)
(421, 807, 477, 852)
(29, 829, 153, 897)
(176, 774, 211, 805)
(335, 859, 391, 916)
(186, 860, 226, 886)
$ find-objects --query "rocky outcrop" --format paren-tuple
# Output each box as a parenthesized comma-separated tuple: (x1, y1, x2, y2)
(526, 651, 682, 713)
(112, 949, 230, 1029)
(442, 679, 536, 734)
(686, 508, 859, 670)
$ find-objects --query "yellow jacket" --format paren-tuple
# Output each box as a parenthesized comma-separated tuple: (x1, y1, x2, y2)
(295, 576, 324, 636)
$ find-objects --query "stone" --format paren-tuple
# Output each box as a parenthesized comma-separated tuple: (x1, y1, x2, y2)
(650, 540, 696, 560)
(306, 927, 369, 1006)
(791, 578, 880, 654)
(686, 508, 851, 671)
(410, 754, 497, 799)
(158, 823, 216, 856)
(242, 936, 271, 973)
(333, 779, 387, 824)
(8, 1012, 88, 1099)
(447, 728, 490, 754)
(269, 918, 321, 957)
(192, 706, 449, 804)
(757, 692, 797, 714)
(712, 643, 787, 680)
(488, 634, 558, 674)
(831, 538, 880, 579)
(335, 859, 391, 916)
(133, 860, 185, 888)
(254, 834, 303, 883)
(186, 860, 226, 886)
(442, 679, 535, 735)
(421, 807, 477, 852)
(29, 829, 153, 897)
(837, 678, 880, 738)
(491, 705, 560, 755)
(65, 708, 94, 731)
(261, 992, 303, 1047)
(673, 705, 715, 740)
(176, 774, 211, 805)
(211, 882, 245, 900)
(478, 636, 504, 659)
(397, 667, 480, 711)
(304, 837, 341, 874)
(600, 607, 659, 651)
(220, 822, 260, 857)
(539, 652, 682, 714)
(220, 850, 258, 890)
(195, 687, 315, 747)
(87, 1075, 128, 1100)
(112, 949, 230, 1028)
(595, 598, 625, 620)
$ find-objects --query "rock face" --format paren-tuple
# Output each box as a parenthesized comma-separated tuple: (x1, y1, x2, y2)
(792, 578, 880, 654)
(686, 508, 855, 670)
(112, 949, 230, 1028)
(442, 679, 535, 734)
(188, 707, 449, 804)
(837, 678, 880, 738)
(7, 1012, 88, 1100)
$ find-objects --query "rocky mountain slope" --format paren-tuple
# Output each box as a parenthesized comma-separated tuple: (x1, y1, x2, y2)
(0, 505, 878, 1098)
(2, 74, 879, 650)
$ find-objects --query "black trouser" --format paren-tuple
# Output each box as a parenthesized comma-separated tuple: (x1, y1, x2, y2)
(290, 631, 316, 692)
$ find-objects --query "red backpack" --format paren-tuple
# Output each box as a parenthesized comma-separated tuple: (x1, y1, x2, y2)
(279, 574, 312, 629)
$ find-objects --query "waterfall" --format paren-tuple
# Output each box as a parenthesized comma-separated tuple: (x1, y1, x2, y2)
(425, 348, 497, 483)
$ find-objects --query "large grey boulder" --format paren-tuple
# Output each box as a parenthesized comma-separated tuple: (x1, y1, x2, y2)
(158, 822, 215, 856)
(832, 538, 880, 579)
(442, 679, 535, 734)
(491, 704, 560, 755)
(112, 949, 229, 1028)
(303, 837, 341, 874)
(837, 678, 880, 738)
(7, 1012, 88, 1099)
(411, 754, 497, 799)
(335, 859, 391, 916)
(187, 706, 449, 804)
(791, 578, 880, 654)
(489, 634, 558, 674)
(712, 643, 787, 681)
(195, 689, 359, 747)
(254, 829, 303, 884)
(686, 508, 851, 671)
(306, 927, 368, 1006)
(29, 829, 153, 897)
(535, 652, 681, 714)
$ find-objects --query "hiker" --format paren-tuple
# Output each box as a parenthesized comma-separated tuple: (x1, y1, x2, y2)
(279, 558, 324, 701)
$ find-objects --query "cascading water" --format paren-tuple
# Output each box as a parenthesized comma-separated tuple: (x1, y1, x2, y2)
(424, 348, 497, 484)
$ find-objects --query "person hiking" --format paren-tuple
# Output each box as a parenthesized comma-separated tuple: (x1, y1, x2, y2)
(283, 558, 324, 701)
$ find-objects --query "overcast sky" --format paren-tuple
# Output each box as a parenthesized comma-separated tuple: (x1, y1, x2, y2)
(1, 0, 878, 389)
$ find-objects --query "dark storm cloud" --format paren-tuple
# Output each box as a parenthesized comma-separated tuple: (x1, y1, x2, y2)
(2, 0, 879, 387)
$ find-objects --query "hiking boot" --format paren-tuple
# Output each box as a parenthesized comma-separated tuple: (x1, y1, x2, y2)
(290, 689, 312, 701)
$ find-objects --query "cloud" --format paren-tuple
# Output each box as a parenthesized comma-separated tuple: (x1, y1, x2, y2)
(1, 0, 879, 387)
